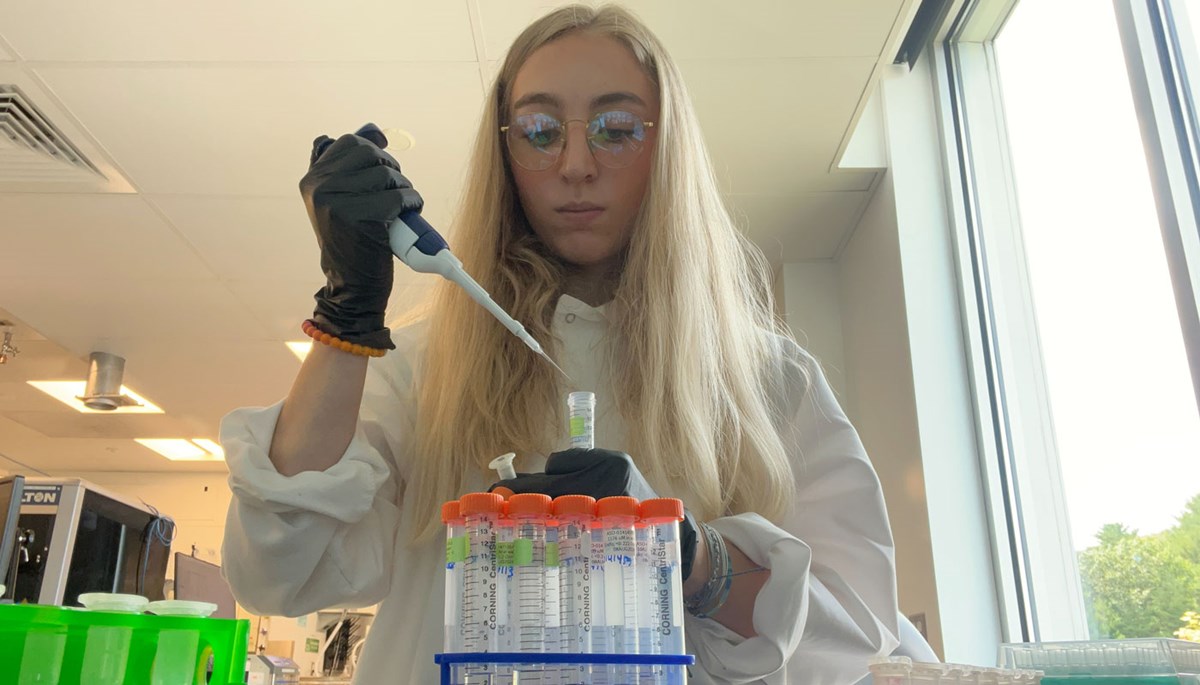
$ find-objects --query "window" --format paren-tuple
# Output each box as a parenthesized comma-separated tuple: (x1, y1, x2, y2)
(939, 0, 1200, 643)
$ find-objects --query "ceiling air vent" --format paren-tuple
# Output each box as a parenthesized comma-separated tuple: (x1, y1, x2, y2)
(76, 352, 143, 411)
(0, 84, 104, 185)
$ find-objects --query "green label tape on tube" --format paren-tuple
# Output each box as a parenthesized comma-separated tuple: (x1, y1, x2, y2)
(496, 541, 515, 567)
(513, 539, 533, 566)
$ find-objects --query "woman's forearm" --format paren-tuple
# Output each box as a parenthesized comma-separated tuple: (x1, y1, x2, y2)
(268, 341, 370, 476)
(684, 528, 769, 638)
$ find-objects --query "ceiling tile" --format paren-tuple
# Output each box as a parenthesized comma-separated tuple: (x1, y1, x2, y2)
(227, 276, 436, 341)
(679, 57, 878, 195)
(33, 63, 485, 197)
(731, 190, 870, 263)
(149, 196, 320, 281)
(0, 424, 228, 474)
(4, 2, 475, 62)
(2, 278, 268, 348)
(0, 194, 215, 283)
(73, 339, 303, 424)
(476, 0, 905, 61)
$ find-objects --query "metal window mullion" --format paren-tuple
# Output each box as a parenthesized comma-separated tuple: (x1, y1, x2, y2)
(941, 19, 1034, 643)
(1114, 0, 1200, 413)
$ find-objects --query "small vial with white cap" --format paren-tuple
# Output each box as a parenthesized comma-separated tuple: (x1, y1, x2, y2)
(489, 452, 518, 482)
(567, 391, 596, 449)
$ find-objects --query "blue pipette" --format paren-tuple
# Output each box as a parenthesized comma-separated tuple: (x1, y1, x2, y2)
(387, 213, 568, 379)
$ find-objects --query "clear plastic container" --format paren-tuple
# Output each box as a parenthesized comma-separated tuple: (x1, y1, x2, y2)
(554, 495, 597, 685)
(639, 498, 686, 685)
(544, 521, 563, 685)
(870, 656, 1043, 685)
(568, 392, 596, 450)
(999, 638, 1200, 681)
(151, 628, 202, 685)
(598, 496, 640, 684)
(495, 504, 517, 659)
(443, 500, 467, 653)
(458, 492, 505, 661)
(509, 493, 553, 682)
(434, 653, 695, 685)
(78, 593, 146, 685)
(635, 521, 659, 684)
(590, 519, 611, 685)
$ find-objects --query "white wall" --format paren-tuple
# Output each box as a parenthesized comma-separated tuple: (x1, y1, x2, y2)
(779, 262, 847, 399)
(777, 174, 944, 658)
(836, 173, 944, 658)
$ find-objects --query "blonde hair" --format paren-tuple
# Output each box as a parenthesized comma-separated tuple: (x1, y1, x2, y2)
(409, 3, 798, 540)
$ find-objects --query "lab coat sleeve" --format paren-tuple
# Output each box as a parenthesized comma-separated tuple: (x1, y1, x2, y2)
(219, 335, 414, 618)
(685, 339, 900, 685)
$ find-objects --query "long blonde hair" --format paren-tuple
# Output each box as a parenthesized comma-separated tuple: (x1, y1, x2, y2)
(409, 3, 798, 540)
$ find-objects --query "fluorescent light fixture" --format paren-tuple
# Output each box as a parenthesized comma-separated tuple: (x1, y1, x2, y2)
(285, 341, 312, 361)
(190, 438, 225, 460)
(135, 438, 225, 462)
(28, 381, 163, 414)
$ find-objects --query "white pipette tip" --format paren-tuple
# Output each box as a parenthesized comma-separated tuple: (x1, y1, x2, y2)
(489, 452, 517, 481)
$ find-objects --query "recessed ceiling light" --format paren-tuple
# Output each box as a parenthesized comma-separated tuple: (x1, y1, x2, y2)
(190, 439, 225, 460)
(135, 438, 224, 462)
(28, 381, 163, 414)
(285, 341, 312, 361)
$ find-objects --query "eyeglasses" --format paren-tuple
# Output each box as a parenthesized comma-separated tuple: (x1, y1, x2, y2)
(501, 110, 655, 171)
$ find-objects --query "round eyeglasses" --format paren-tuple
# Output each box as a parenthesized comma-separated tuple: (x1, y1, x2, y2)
(501, 110, 655, 171)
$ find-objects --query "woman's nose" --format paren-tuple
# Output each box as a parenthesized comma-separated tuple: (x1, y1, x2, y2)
(558, 120, 598, 183)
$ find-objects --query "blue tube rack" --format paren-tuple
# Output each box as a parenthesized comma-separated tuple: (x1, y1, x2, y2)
(434, 652, 696, 684)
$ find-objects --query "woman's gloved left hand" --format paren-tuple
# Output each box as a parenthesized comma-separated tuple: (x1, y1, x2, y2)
(490, 448, 702, 581)
(490, 448, 655, 500)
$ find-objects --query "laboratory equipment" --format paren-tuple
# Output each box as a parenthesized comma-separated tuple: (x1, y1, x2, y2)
(0, 602, 248, 685)
(173, 553, 237, 619)
(247, 654, 301, 685)
(999, 638, 1200, 684)
(568, 392, 596, 449)
(387, 212, 567, 379)
(491, 452, 518, 481)
(554, 495, 596, 684)
(871, 657, 1042, 685)
(495, 501, 517, 662)
(436, 654, 694, 685)
(8, 477, 170, 606)
(77, 593, 143, 685)
(590, 510, 611, 685)
(508, 494, 553, 682)
(598, 496, 640, 684)
(635, 521, 659, 684)
(639, 498, 686, 685)
(443, 500, 467, 653)
(545, 522, 563, 685)
(0, 475, 24, 599)
(458, 492, 504, 659)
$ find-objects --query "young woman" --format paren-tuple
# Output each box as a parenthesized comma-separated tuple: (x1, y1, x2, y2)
(221, 5, 900, 683)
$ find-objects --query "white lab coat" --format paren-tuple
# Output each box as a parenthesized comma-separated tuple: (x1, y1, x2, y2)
(220, 295, 900, 684)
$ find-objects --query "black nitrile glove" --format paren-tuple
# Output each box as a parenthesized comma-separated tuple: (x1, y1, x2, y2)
(299, 123, 424, 350)
(490, 448, 702, 582)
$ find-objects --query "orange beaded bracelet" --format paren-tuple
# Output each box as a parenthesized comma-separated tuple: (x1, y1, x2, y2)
(301, 320, 388, 358)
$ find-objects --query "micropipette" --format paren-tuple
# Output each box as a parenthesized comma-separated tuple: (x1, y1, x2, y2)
(387, 213, 569, 380)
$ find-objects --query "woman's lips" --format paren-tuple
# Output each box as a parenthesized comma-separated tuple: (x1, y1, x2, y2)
(556, 207, 605, 224)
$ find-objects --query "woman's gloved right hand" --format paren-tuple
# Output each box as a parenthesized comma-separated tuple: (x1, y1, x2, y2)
(299, 123, 424, 351)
